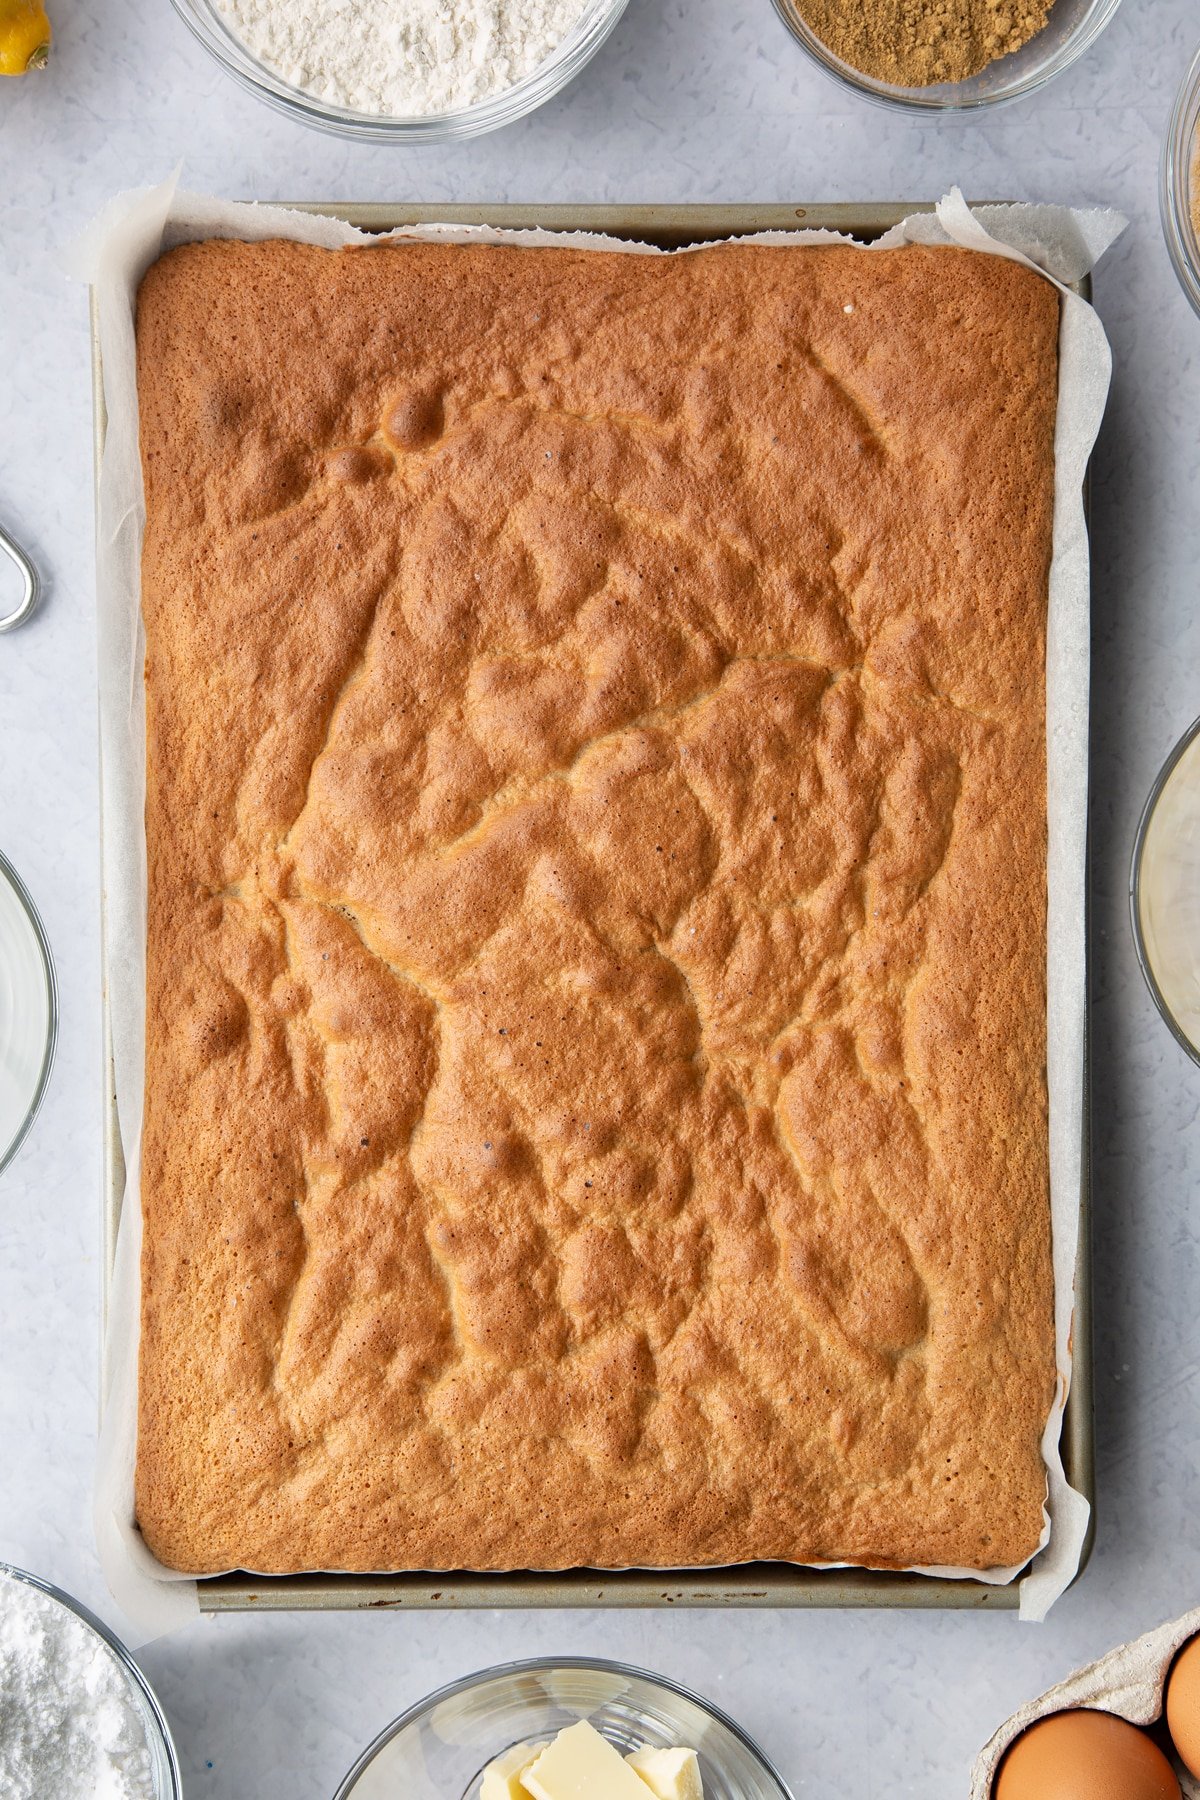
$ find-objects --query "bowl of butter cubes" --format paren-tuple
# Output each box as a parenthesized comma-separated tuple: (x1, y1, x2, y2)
(332, 1657, 793, 1800)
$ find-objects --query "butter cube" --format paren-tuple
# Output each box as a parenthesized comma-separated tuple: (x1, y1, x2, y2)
(521, 1720, 651, 1800)
(481, 1740, 547, 1800)
(625, 1746, 704, 1800)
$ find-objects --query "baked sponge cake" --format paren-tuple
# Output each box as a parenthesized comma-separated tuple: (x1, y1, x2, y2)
(134, 236, 1059, 1575)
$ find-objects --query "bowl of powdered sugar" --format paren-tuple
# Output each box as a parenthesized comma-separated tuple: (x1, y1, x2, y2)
(0, 1564, 180, 1800)
(170, 0, 632, 138)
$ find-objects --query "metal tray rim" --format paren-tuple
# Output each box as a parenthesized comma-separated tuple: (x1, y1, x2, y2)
(94, 198, 1094, 1612)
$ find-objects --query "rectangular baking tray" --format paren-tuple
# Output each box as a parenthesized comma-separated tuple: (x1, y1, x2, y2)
(95, 201, 1094, 1612)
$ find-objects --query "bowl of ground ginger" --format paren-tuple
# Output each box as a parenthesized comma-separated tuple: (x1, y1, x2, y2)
(1162, 39, 1200, 317)
(770, 0, 1123, 109)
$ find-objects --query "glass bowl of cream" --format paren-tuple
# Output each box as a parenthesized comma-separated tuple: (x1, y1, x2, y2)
(333, 1658, 793, 1800)
(1132, 715, 1200, 1067)
(0, 849, 56, 1176)
(769, 0, 1123, 113)
(0, 1563, 181, 1800)
(168, 0, 631, 141)
(1162, 39, 1200, 320)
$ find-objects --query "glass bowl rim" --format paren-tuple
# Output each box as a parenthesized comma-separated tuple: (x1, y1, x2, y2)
(0, 1560, 182, 1799)
(768, 0, 1124, 114)
(0, 846, 58, 1178)
(1159, 37, 1200, 319)
(1129, 711, 1200, 1070)
(168, 0, 632, 142)
(332, 1654, 796, 1799)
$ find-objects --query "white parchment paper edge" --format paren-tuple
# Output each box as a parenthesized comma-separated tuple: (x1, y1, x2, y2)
(971, 1607, 1200, 1797)
(75, 177, 1123, 1640)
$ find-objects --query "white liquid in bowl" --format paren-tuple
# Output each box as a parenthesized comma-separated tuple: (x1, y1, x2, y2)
(1137, 729, 1200, 1057)
(0, 857, 54, 1169)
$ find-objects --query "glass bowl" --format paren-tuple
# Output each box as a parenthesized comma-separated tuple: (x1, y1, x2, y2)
(0, 1563, 181, 1799)
(169, 0, 631, 141)
(1131, 714, 1200, 1069)
(770, 0, 1123, 112)
(333, 1657, 794, 1800)
(0, 848, 56, 1177)
(1162, 40, 1200, 319)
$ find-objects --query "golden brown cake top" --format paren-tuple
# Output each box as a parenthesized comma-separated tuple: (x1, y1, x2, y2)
(135, 236, 1059, 1575)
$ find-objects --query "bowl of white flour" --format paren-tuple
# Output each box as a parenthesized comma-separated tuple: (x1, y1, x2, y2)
(169, 0, 633, 138)
(0, 1564, 180, 1800)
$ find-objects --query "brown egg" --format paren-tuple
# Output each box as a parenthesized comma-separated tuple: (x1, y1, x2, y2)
(1166, 1633, 1200, 1776)
(995, 1708, 1180, 1800)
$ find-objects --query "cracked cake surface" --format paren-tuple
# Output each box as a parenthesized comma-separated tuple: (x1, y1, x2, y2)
(134, 235, 1059, 1575)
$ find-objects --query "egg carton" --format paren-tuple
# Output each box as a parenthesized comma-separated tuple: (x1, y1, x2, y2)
(971, 1607, 1200, 1797)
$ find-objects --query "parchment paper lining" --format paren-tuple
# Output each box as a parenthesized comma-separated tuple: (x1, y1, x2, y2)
(78, 179, 1122, 1639)
(971, 1607, 1200, 1797)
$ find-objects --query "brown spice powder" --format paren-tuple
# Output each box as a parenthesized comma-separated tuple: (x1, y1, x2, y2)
(792, 0, 1057, 86)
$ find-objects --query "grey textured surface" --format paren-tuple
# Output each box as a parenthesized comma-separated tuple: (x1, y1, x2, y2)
(2, 0, 1199, 1793)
